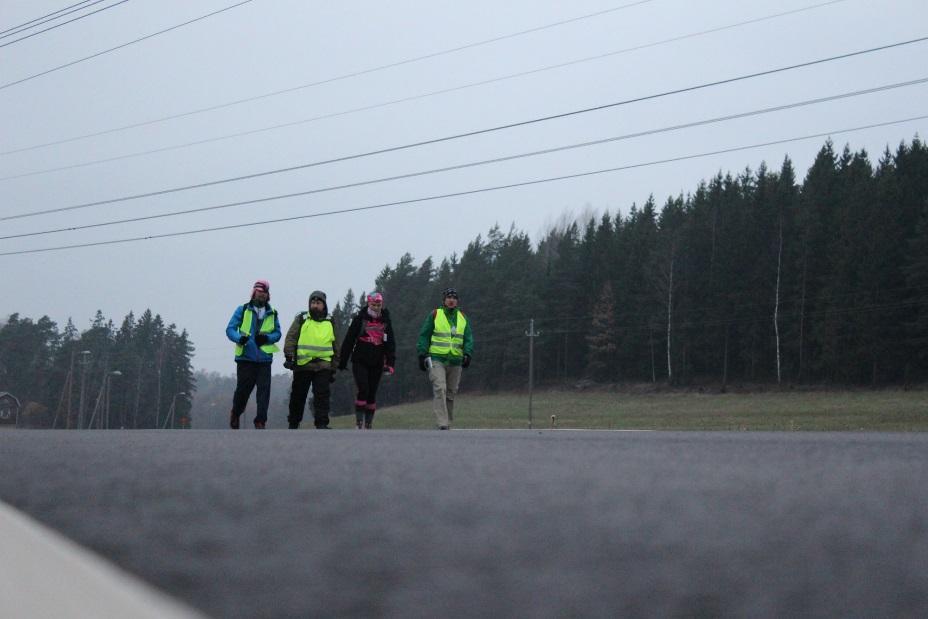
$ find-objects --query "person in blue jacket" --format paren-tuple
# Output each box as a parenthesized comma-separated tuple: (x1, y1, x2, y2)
(225, 280, 281, 429)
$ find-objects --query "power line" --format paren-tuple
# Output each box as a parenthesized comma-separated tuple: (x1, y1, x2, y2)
(0, 0, 94, 36)
(5, 34, 925, 222)
(0, 0, 853, 178)
(0, 0, 659, 154)
(0, 0, 255, 91)
(0, 0, 102, 39)
(0, 0, 847, 159)
(1, 114, 924, 257)
(0, 0, 130, 49)
(5, 77, 925, 241)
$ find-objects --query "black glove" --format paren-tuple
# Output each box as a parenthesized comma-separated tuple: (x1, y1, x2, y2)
(329, 370, 337, 383)
(418, 355, 427, 372)
(254, 334, 268, 345)
(283, 358, 294, 370)
(337, 363, 347, 371)
(237, 334, 249, 345)
(462, 354, 471, 369)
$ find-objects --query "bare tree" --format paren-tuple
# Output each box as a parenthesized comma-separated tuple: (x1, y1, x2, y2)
(649, 238, 678, 384)
(774, 214, 783, 384)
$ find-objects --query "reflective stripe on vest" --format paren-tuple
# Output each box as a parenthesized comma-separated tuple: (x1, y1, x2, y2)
(428, 309, 466, 358)
(297, 314, 335, 364)
(235, 306, 280, 356)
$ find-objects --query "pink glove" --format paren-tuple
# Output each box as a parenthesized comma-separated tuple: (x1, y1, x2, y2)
(383, 365, 395, 375)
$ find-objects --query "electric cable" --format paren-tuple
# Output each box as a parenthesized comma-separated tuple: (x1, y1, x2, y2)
(0, 0, 846, 158)
(0, 0, 94, 36)
(0, 0, 648, 93)
(0, 0, 854, 178)
(0, 0, 105, 39)
(0, 0, 255, 91)
(1, 114, 923, 256)
(4, 34, 924, 222)
(4, 77, 924, 240)
(0, 1, 127, 48)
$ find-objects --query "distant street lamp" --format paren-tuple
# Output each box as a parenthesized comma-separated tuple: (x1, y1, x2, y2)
(104, 370, 122, 429)
(77, 350, 92, 430)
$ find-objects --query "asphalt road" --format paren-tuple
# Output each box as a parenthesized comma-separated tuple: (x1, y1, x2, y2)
(1, 430, 927, 618)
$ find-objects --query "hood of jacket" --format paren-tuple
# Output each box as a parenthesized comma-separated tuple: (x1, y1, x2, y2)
(308, 290, 328, 317)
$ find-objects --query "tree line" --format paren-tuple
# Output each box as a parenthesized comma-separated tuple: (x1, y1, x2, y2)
(329, 136, 928, 405)
(4, 136, 926, 425)
(0, 309, 194, 428)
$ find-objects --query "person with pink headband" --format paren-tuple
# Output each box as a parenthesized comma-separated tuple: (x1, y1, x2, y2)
(338, 291, 396, 429)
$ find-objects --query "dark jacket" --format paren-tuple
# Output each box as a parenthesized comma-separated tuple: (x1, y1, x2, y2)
(339, 306, 396, 369)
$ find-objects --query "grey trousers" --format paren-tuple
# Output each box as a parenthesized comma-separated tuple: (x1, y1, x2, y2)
(428, 360, 462, 428)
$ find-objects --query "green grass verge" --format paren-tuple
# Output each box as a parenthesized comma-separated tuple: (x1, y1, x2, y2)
(327, 389, 928, 431)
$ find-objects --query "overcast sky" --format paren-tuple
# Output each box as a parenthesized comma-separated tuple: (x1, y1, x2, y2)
(1, 0, 926, 375)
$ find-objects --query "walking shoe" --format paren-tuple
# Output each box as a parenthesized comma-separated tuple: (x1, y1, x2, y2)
(438, 425, 449, 430)
(229, 411, 240, 429)
(254, 421, 266, 429)
(288, 422, 299, 429)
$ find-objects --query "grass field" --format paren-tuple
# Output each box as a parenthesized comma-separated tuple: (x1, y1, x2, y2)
(328, 388, 928, 431)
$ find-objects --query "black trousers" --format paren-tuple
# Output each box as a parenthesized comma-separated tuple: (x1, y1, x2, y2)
(352, 362, 383, 428)
(231, 361, 272, 423)
(288, 369, 332, 428)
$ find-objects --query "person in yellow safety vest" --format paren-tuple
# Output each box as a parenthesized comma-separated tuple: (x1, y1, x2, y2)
(225, 280, 281, 429)
(283, 290, 340, 429)
(416, 287, 474, 430)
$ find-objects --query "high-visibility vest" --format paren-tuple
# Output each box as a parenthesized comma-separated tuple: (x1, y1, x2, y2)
(296, 314, 335, 364)
(235, 306, 280, 356)
(428, 309, 467, 358)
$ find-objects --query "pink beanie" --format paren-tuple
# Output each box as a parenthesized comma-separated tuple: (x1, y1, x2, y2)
(252, 280, 270, 300)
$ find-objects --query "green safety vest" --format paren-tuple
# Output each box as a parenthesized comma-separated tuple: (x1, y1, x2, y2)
(428, 309, 467, 358)
(235, 306, 280, 356)
(297, 314, 335, 365)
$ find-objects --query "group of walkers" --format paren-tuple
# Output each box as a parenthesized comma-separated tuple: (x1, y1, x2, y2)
(225, 280, 474, 430)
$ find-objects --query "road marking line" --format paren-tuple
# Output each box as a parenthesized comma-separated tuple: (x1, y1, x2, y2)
(0, 500, 205, 619)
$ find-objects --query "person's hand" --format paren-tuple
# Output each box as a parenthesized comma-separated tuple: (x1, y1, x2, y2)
(337, 363, 347, 371)
(462, 354, 471, 369)
(418, 355, 427, 372)
(329, 370, 337, 383)
(238, 334, 249, 345)
(255, 334, 268, 345)
(283, 358, 294, 370)
(383, 365, 395, 376)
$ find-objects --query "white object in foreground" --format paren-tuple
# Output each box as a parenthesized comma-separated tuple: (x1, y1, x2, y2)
(0, 500, 205, 619)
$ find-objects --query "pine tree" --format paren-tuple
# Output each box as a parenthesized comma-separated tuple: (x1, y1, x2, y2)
(904, 203, 928, 376)
(586, 281, 618, 381)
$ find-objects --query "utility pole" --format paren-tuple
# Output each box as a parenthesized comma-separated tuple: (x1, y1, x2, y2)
(155, 338, 165, 428)
(133, 356, 142, 429)
(88, 363, 110, 430)
(105, 371, 121, 429)
(52, 349, 74, 429)
(66, 349, 74, 428)
(525, 319, 541, 429)
(164, 392, 186, 429)
(77, 350, 92, 430)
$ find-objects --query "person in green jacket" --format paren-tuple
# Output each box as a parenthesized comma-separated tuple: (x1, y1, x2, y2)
(416, 288, 474, 429)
